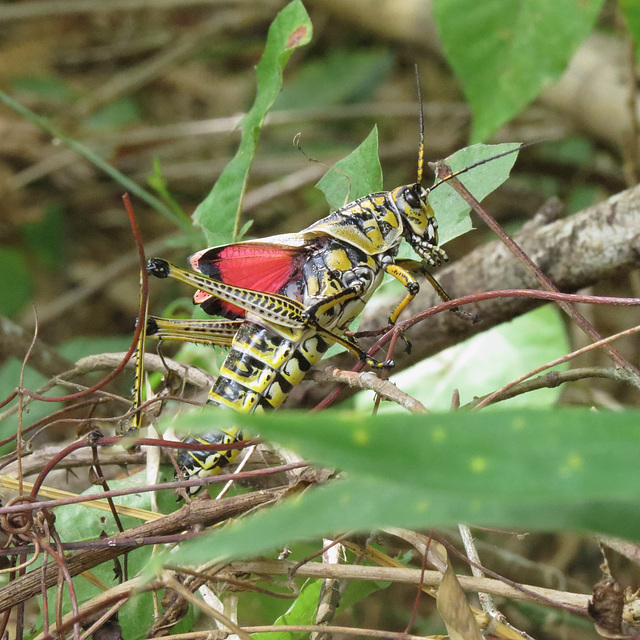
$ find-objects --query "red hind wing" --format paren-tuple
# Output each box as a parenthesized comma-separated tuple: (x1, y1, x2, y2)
(189, 242, 308, 319)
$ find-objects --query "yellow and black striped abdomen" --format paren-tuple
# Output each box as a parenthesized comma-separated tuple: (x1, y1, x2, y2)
(178, 323, 330, 485)
(211, 321, 330, 413)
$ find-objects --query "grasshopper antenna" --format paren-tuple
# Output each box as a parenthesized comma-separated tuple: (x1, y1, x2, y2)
(428, 140, 540, 193)
(294, 132, 353, 205)
(415, 64, 426, 187)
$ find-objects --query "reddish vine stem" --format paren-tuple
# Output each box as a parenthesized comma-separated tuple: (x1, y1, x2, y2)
(434, 163, 638, 376)
(406, 531, 433, 634)
(28, 433, 258, 499)
(316, 287, 640, 411)
(45, 529, 80, 640)
(30, 440, 89, 498)
(2, 462, 305, 517)
(355, 290, 640, 339)
(371, 327, 403, 415)
(90, 445, 128, 581)
(0, 398, 111, 449)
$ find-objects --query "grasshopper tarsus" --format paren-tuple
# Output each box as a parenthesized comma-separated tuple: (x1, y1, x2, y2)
(147, 258, 171, 278)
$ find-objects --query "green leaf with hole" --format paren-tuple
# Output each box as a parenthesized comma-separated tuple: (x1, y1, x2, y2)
(433, 0, 604, 141)
(163, 408, 640, 565)
(316, 126, 383, 211)
(429, 142, 520, 244)
(193, 0, 312, 245)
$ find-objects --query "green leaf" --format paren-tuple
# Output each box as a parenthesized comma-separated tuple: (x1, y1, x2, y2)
(355, 305, 569, 412)
(193, 0, 312, 245)
(433, 0, 604, 141)
(164, 408, 640, 565)
(21, 204, 64, 270)
(274, 48, 394, 110)
(620, 0, 640, 64)
(254, 579, 321, 640)
(10, 75, 75, 102)
(148, 158, 190, 229)
(429, 142, 520, 244)
(49, 469, 177, 639)
(0, 247, 33, 316)
(86, 96, 141, 130)
(316, 126, 383, 211)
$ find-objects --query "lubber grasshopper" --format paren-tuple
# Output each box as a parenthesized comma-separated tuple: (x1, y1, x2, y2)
(133, 90, 520, 490)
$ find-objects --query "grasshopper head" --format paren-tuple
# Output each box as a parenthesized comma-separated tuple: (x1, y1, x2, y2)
(390, 183, 448, 267)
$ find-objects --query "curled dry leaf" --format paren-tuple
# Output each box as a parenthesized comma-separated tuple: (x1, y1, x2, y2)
(436, 560, 483, 640)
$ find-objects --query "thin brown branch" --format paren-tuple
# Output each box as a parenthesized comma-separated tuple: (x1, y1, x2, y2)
(220, 559, 591, 612)
(468, 366, 639, 408)
(312, 367, 427, 413)
(67, 352, 215, 391)
(474, 323, 640, 409)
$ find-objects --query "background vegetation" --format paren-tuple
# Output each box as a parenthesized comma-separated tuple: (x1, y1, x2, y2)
(1, 1, 640, 639)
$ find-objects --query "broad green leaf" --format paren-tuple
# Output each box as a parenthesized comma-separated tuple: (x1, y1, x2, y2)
(355, 305, 569, 412)
(316, 126, 383, 211)
(433, 0, 604, 141)
(274, 48, 394, 110)
(429, 142, 520, 244)
(164, 408, 640, 565)
(0, 247, 33, 316)
(193, 0, 312, 245)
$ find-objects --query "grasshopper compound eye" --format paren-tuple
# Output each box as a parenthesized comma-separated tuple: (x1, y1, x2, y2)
(404, 187, 421, 208)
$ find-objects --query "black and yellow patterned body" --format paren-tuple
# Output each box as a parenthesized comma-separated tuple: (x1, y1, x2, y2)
(212, 323, 330, 412)
(152, 237, 388, 481)
(141, 84, 462, 485)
